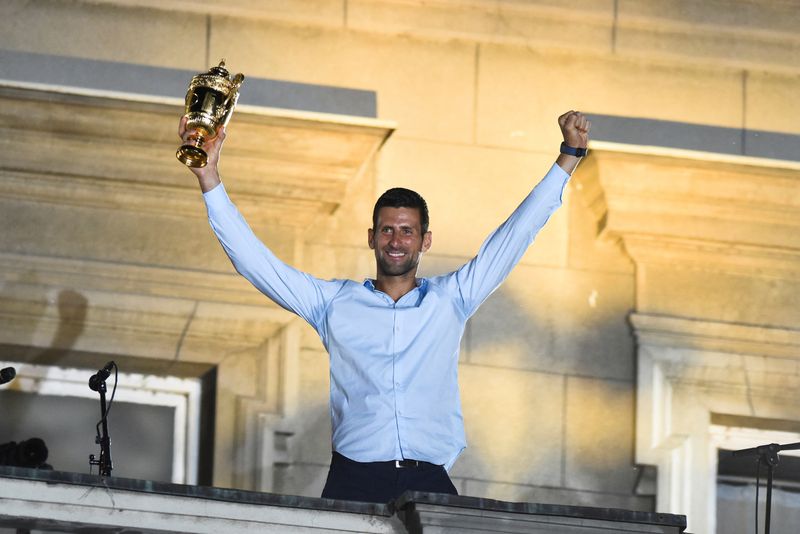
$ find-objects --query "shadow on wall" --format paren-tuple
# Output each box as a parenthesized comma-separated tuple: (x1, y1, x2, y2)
(464, 263, 635, 378)
(450, 275, 639, 505)
(0, 269, 89, 366)
(32, 289, 88, 364)
(0, 277, 92, 472)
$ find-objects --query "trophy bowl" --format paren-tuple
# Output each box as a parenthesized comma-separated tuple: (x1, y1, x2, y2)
(177, 60, 244, 168)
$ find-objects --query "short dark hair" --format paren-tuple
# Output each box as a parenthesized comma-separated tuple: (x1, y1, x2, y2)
(372, 187, 430, 234)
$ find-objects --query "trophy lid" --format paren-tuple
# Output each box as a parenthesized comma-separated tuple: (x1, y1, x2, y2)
(188, 59, 245, 93)
(208, 59, 230, 78)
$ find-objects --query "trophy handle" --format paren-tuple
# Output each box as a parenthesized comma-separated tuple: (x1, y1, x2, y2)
(219, 74, 245, 127)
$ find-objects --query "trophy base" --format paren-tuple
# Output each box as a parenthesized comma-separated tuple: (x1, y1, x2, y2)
(176, 144, 208, 168)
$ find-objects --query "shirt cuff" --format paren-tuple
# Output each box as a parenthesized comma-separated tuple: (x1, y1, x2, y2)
(549, 161, 572, 181)
(202, 181, 228, 209)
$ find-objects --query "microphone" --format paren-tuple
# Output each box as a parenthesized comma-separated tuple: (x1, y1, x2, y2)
(731, 443, 779, 458)
(89, 361, 115, 391)
(0, 367, 15, 385)
(731, 441, 800, 460)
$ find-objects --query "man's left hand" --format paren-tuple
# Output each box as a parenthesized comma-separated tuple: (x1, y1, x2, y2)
(558, 110, 591, 148)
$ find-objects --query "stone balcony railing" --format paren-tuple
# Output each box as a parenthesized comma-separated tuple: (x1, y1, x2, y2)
(0, 467, 687, 533)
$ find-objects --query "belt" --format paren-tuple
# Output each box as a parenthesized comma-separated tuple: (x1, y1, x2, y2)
(394, 459, 425, 468)
(332, 451, 438, 469)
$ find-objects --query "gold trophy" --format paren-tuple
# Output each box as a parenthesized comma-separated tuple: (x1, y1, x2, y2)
(177, 60, 244, 168)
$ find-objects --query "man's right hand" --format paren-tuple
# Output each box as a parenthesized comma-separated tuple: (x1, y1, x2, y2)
(178, 116, 224, 192)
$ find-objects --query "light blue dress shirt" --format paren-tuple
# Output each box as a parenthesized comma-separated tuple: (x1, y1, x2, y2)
(204, 163, 570, 470)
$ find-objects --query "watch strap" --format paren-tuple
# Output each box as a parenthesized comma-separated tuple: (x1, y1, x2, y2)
(560, 142, 587, 157)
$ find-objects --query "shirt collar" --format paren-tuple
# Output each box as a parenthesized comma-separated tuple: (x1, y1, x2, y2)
(363, 278, 428, 293)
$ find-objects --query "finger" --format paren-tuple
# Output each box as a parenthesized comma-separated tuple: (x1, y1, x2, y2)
(207, 128, 225, 152)
(203, 127, 226, 159)
(558, 110, 575, 127)
(565, 112, 578, 130)
(178, 116, 188, 138)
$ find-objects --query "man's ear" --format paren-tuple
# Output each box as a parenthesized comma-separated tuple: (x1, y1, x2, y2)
(367, 228, 375, 250)
(422, 231, 432, 253)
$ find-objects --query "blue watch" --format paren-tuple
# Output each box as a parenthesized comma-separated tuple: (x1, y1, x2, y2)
(560, 142, 587, 157)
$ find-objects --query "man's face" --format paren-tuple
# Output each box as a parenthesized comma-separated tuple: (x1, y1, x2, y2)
(368, 207, 432, 278)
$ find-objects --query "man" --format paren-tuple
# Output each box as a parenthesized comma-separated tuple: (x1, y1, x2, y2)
(179, 110, 590, 503)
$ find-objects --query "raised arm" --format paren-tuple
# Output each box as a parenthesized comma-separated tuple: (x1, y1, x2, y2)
(177, 117, 338, 327)
(452, 111, 592, 316)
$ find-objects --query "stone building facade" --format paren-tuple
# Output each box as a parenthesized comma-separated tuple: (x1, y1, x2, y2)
(1, 2, 799, 533)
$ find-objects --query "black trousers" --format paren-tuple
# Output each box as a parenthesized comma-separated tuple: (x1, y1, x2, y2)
(320, 452, 458, 504)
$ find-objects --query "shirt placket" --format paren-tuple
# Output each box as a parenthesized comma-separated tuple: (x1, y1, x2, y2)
(392, 304, 406, 459)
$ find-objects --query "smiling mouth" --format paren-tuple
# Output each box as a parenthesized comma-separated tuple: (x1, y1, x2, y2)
(386, 250, 406, 259)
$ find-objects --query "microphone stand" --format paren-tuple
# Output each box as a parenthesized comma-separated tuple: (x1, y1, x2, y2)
(732, 441, 800, 534)
(89, 372, 114, 477)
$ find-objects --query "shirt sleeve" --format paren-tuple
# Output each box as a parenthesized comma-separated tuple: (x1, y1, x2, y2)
(452, 162, 571, 317)
(203, 183, 340, 328)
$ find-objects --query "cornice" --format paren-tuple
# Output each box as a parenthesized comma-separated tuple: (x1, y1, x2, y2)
(575, 147, 800, 251)
(0, 284, 291, 364)
(630, 312, 800, 360)
(0, 251, 297, 364)
(0, 252, 261, 305)
(0, 84, 393, 228)
(621, 234, 800, 281)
